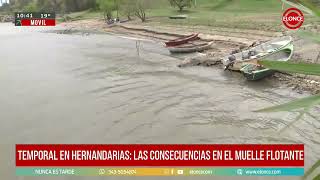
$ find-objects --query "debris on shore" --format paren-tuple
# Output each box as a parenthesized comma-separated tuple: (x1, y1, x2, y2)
(0, 15, 14, 22)
(177, 40, 264, 68)
(178, 53, 221, 68)
(58, 19, 320, 94)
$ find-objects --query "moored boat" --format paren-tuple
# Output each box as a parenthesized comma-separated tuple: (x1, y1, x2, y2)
(169, 15, 188, 19)
(222, 36, 293, 71)
(240, 64, 276, 81)
(165, 34, 200, 47)
(167, 41, 213, 53)
(240, 44, 294, 81)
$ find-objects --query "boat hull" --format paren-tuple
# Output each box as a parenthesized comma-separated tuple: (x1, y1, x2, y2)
(241, 66, 275, 81)
(168, 42, 213, 53)
(223, 36, 293, 71)
(240, 43, 294, 81)
(165, 34, 200, 47)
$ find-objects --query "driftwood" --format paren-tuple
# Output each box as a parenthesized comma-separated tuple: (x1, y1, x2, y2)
(178, 41, 263, 68)
(178, 53, 221, 68)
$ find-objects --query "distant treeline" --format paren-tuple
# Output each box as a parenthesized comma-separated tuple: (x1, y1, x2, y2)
(1, 0, 320, 13)
(7, 0, 97, 13)
(0, 0, 170, 13)
(0, 0, 170, 22)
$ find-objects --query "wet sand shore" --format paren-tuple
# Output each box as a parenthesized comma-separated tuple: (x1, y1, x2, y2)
(1, 20, 320, 179)
(59, 19, 320, 94)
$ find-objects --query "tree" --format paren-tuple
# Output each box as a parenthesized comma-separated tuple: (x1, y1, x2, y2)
(169, 0, 193, 12)
(8, 0, 96, 13)
(61, 0, 96, 12)
(119, 0, 135, 20)
(96, 0, 114, 20)
(133, 0, 151, 22)
(0, 2, 10, 12)
(23, 1, 37, 11)
(35, 0, 63, 12)
(114, 0, 119, 19)
(10, 0, 33, 10)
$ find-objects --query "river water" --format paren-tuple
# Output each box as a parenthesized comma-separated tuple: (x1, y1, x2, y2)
(0, 23, 319, 179)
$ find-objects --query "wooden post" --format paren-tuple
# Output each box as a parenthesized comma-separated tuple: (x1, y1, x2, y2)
(136, 41, 141, 56)
(316, 51, 320, 63)
(114, 0, 119, 19)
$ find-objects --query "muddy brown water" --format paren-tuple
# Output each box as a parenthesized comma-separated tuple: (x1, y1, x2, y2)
(0, 23, 319, 179)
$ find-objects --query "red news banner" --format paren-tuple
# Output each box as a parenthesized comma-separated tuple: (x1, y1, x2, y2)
(21, 19, 55, 26)
(16, 144, 304, 167)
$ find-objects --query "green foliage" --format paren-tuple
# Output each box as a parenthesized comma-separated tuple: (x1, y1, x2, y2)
(96, 0, 115, 20)
(281, 0, 318, 16)
(35, 0, 61, 12)
(259, 1, 320, 179)
(147, 0, 287, 31)
(119, 0, 136, 20)
(96, 0, 115, 11)
(23, 1, 37, 12)
(9, 0, 33, 10)
(63, 0, 96, 12)
(133, 0, 150, 22)
(169, 0, 193, 11)
(8, 0, 97, 13)
(303, 160, 320, 180)
(0, 2, 11, 12)
(210, 0, 233, 10)
(255, 94, 320, 112)
(296, 0, 320, 17)
(259, 61, 320, 76)
(298, 31, 320, 44)
(313, 174, 320, 180)
(58, 9, 101, 22)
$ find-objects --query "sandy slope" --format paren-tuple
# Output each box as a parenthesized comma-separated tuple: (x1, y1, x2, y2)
(59, 19, 320, 94)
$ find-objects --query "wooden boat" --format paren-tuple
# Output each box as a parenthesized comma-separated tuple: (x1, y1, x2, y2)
(167, 41, 213, 53)
(240, 44, 294, 81)
(165, 34, 200, 47)
(222, 36, 293, 71)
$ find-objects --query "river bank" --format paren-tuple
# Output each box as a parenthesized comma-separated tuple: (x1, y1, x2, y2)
(2, 21, 320, 180)
(59, 19, 320, 94)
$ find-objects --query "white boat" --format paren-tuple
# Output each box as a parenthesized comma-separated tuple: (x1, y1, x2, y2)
(222, 36, 293, 71)
(240, 43, 294, 81)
